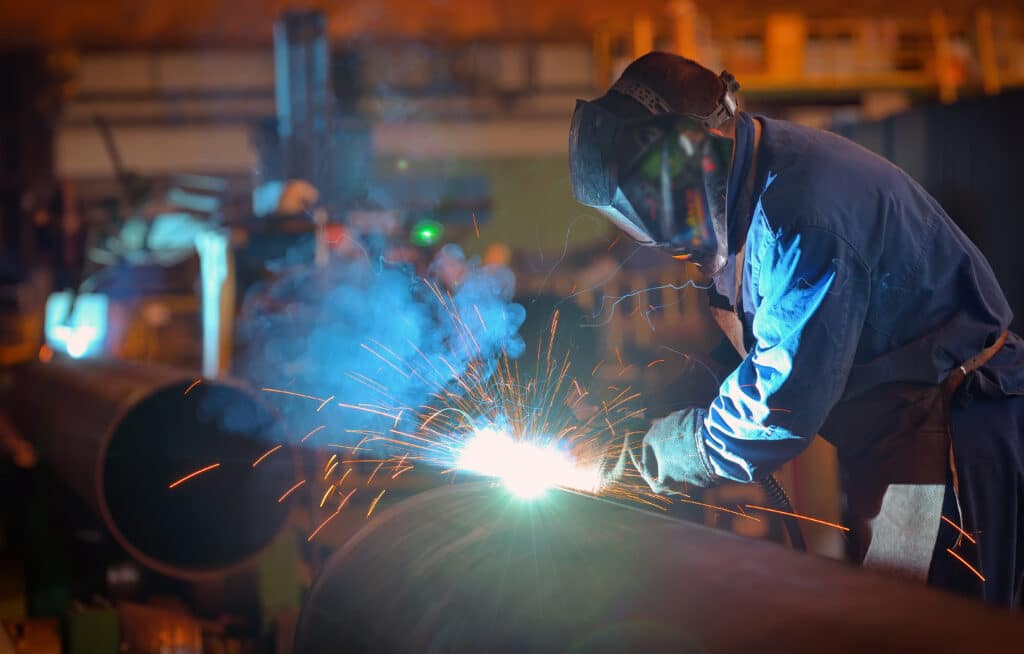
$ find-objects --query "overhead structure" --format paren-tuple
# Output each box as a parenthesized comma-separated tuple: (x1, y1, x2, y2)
(3, 0, 1022, 46)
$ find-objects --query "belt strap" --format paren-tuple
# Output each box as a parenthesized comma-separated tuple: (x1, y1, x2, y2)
(941, 330, 1007, 550)
(942, 331, 1008, 399)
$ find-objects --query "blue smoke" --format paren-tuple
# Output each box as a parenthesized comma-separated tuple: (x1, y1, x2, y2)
(234, 244, 525, 454)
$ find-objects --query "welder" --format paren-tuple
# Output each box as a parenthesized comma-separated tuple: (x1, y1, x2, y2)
(573, 52, 1024, 607)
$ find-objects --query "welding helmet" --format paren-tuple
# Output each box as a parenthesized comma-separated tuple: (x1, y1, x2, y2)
(569, 71, 740, 274)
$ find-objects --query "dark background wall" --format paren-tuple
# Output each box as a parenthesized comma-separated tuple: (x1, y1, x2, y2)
(837, 91, 1024, 332)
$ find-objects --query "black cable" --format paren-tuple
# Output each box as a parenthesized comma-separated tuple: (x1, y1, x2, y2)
(760, 474, 807, 552)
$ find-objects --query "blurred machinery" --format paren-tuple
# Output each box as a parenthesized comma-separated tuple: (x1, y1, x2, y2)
(241, 10, 492, 275)
(17, 9, 495, 377)
(1, 11, 497, 654)
(0, 356, 296, 654)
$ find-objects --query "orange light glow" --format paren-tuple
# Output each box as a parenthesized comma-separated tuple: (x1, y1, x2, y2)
(946, 548, 986, 582)
(744, 504, 851, 531)
(301, 425, 326, 443)
(941, 515, 977, 545)
(277, 479, 306, 503)
(367, 460, 386, 485)
(367, 490, 387, 517)
(325, 461, 340, 480)
(168, 463, 221, 489)
(252, 444, 283, 468)
(261, 387, 327, 403)
(338, 468, 353, 486)
(308, 489, 358, 542)
(319, 484, 336, 508)
(677, 498, 761, 522)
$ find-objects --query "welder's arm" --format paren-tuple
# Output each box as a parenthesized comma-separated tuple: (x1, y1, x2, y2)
(640, 226, 871, 491)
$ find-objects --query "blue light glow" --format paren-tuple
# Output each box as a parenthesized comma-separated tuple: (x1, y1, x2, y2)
(196, 230, 230, 377)
(45, 292, 108, 359)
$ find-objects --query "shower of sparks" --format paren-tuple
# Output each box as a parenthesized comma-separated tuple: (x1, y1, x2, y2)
(367, 490, 387, 517)
(319, 484, 336, 508)
(744, 504, 851, 532)
(946, 548, 986, 582)
(308, 488, 358, 542)
(252, 444, 283, 467)
(301, 425, 326, 443)
(261, 387, 327, 403)
(278, 479, 307, 503)
(207, 285, 660, 545)
(276, 297, 657, 520)
(941, 515, 977, 545)
(348, 301, 651, 503)
(184, 378, 202, 395)
(366, 461, 386, 485)
(324, 460, 340, 479)
(168, 463, 221, 489)
(168, 271, 857, 552)
(677, 497, 761, 522)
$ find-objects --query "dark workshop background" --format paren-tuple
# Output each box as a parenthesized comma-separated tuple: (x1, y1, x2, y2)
(1, 2, 1024, 653)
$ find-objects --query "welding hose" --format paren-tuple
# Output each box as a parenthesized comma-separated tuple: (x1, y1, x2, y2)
(611, 434, 807, 551)
(760, 474, 807, 552)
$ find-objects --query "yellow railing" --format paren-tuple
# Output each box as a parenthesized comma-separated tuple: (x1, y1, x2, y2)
(596, 8, 1024, 102)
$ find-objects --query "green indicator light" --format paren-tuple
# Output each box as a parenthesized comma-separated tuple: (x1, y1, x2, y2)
(410, 219, 443, 247)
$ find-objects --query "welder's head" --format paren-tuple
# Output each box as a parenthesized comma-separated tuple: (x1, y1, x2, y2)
(568, 53, 740, 275)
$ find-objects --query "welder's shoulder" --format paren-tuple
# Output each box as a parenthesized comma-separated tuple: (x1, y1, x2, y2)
(756, 118, 903, 245)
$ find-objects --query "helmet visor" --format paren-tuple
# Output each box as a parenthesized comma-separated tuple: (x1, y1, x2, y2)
(569, 101, 733, 268)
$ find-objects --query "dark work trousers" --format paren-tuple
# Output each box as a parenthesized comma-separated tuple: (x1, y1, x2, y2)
(928, 393, 1024, 607)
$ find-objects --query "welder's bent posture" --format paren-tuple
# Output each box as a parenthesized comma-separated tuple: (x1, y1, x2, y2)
(572, 53, 1024, 606)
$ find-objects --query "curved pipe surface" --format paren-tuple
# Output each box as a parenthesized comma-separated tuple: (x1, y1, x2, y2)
(297, 482, 1024, 653)
(11, 357, 292, 580)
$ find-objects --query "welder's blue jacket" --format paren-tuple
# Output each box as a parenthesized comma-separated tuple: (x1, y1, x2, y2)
(696, 114, 1021, 484)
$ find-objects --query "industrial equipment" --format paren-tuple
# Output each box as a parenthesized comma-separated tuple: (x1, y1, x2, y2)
(296, 482, 1024, 653)
(9, 357, 292, 580)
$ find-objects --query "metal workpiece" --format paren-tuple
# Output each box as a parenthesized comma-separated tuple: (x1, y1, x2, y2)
(297, 482, 1024, 653)
(10, 357, 292, 580)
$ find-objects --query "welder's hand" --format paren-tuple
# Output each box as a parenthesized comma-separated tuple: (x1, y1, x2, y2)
(638, 408, 717, 494)
(600, 432, 640, 487)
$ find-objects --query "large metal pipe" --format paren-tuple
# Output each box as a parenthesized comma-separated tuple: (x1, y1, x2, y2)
(10, 357, 293, 580)
(296, 483, 1024, 653)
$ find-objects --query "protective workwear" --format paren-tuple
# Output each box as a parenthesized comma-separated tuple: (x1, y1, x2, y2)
(635, 407, 716, 493)
(568, 72, 738, 273)
(711, 114, 1022, 604)
(616, 111, 1023, 604)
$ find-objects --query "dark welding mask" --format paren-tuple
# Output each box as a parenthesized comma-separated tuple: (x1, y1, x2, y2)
(569, 72, 739, 274)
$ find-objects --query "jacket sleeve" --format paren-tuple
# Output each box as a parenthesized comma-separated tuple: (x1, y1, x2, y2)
(700, 225, 871, 483)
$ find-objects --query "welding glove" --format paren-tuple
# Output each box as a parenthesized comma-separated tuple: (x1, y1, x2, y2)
(638, 407, 717, 494)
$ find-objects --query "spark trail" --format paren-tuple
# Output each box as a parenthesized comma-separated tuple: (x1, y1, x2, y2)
(232, 249, 847, 541)
(252, 292, 660, 540)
